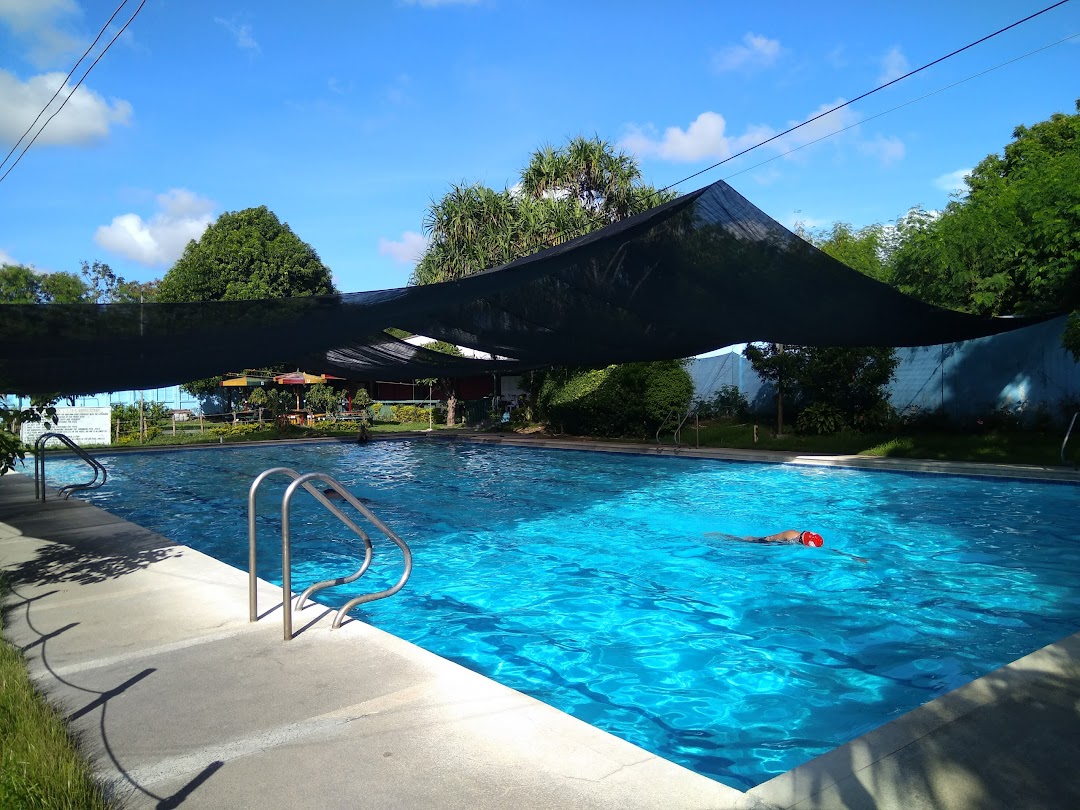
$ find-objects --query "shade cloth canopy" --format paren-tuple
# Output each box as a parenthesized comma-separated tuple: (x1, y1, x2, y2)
(0, 180, 1056, 396)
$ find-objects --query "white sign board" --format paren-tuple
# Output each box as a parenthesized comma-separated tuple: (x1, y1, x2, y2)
(21, 407, 112, 448)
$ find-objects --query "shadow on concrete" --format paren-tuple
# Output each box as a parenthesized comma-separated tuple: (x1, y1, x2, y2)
(8, 579, 225, 808)
(3, 538, 178, 587)
(752, 637, 1080, 809)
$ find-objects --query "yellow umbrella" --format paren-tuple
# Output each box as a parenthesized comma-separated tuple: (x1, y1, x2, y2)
(222, 374, 271, 387)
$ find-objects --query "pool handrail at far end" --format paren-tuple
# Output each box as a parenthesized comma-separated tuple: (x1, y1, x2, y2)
(33, 431, 108, 501)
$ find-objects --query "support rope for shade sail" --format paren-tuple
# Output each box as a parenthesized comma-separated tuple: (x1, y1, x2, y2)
(0, 180, 1055, 396)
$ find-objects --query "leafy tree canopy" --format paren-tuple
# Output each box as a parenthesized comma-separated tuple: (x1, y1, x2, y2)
(798, 221, 893, 284)
(890, 99, 1080, 354)
(411, 136, 676, 285)
(80, 260, 159, 303)
(744, 343, 898, 430)
(1, 263, 89, 303)
(156, 206, 335, 302)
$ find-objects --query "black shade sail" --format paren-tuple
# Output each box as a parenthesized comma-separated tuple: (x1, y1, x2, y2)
(0, 180, 1052, 395)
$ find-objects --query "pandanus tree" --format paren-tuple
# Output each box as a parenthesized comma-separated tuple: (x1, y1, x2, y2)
(411, 136, 674, 287)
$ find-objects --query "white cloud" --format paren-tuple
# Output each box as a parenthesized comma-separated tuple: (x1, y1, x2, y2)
(858, 133, 905, 165)
(620, 112, 775, 162)
(0, 247, 17, 266)
(0, 69, 132, 146)
(0, 0, 82, 67)
(712, 32, 782, 72)
(781, 98, 861, 150)
(214, 17, 259, 53)
(94, 189, 215, 266)
(934, 168, 971, 194)
(878, 46, 909, 83)
(624, 99, 905, 169)
(378, 230, 429, 265)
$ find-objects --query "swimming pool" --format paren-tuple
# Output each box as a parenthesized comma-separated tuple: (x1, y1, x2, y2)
(44, 440, 1080, 789)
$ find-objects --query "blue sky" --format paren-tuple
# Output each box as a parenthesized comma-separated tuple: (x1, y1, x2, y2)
(1, 0, 1077, 296)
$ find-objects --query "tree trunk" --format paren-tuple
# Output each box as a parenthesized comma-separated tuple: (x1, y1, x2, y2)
(446, 392, 458, 426)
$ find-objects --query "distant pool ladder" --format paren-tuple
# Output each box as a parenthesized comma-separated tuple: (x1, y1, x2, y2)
(1062, 412, 1079, 466)
(248, 467, 412, 641)
(33, 432, 108, 501)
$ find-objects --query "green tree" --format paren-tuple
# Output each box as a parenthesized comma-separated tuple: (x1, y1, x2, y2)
(412, 136, 675, 285)
(745, 344, 898, 433)
(798, 221, 892, 284)
(0, 264, 89, 303)
(38, 271, 89, 303)
(157, 207, 335, 302)
(155, 206, 336, 396)
(306, 383, 343, 417)
(890, 100, 1080, 355)
(0, 264, 41, 303)
(80, 260, 159, 303)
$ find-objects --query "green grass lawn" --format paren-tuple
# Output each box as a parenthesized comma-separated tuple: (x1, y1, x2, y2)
(0, 584, 111, 810)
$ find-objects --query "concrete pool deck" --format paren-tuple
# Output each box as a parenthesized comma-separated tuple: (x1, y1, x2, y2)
(3, 440, 1080, 809)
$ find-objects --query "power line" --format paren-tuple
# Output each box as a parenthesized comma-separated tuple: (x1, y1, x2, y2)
(656, 0, 1074, 195)
(720, 31, 1080, 188)
(0, 0, 133, 174)
(0, 0, 147, 187)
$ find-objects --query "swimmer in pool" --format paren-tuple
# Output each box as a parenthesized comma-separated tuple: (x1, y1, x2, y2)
(705, 529, 868, 562)
(705, 529, 823, 546)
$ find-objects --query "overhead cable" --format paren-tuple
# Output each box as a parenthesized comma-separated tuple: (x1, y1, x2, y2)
(657, 0, 1074, 194)
(0, 0, 148, 186)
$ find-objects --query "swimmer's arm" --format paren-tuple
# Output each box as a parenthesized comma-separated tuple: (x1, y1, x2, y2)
(829, 548, 869, 564)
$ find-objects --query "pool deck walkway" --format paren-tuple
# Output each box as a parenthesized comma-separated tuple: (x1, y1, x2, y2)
(3, 440, 1080, 809)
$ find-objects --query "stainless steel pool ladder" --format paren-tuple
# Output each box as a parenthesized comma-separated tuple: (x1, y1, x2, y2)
(655, 403, 696, 447)
(248, 467, 413, 641)
(1062, 412, 1079, 466)
(33, 432, 108, 501)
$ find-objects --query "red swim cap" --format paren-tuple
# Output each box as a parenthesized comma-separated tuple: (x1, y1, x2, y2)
(801, 531, 824, 547)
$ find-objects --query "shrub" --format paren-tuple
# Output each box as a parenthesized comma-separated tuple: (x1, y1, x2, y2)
(306, 383, 343, 416)
(207, 423, 264, 438)
(540, 360, 693, 438)
(391, 404, 429, 424)
(796, 402, 846, 435)
(853, 400, 898, 432)
(704, 385, 749, 421)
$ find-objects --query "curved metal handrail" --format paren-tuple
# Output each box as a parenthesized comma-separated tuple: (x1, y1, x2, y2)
(282, 472, 412, 639)
(655, 408, 679, 444)
(673, 402, 699, 446)
(33, 432, 107, 501)
(1062, 411, 1079, 466)
(247, 467, 372, 624)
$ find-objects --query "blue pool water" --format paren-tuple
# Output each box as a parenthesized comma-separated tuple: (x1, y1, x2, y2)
(45, 440, 1080, 789)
